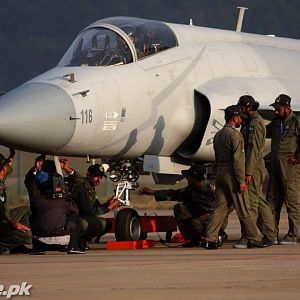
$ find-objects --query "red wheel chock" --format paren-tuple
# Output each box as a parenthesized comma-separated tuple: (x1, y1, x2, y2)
(105, 215, 178, 250)
(106, 240, 156, 250)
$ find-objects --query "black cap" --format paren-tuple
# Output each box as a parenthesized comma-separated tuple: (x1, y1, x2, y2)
(237, 95, 260, 110)
(270, 94, 291, 108)
(225, 105, 247, 120)
(35, 154, 46, 163)
(87, 164, 107, 178)
(181, 165, 206, 180)
(0, 153, 10, 169)
(41, 160, 56, 174)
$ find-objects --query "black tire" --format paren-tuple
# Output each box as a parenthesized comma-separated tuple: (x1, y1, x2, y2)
(115, 208, 141, 241)
(166, 231, 172, 242)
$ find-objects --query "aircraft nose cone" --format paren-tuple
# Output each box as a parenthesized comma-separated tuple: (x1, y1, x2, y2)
(0, 82, 76, 153)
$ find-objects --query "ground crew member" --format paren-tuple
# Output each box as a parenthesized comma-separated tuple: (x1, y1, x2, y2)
(267, 94, 300, 245)
(24, 154, 46, 228)
(233, 95, 276, 248)
(0, 149, 32, 254)
(67, 163, 119, 250)
(203, 105, 261, 249)
(24, 154, 46, 201)
(140, 164, 227, 247)
(32, 160, 85, 254)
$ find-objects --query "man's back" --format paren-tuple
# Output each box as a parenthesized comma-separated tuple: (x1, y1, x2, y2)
(154, 182, 216, 215)
(214, 127, 243, 162)
(242, 112, 266, 174)
(214, 127, 234, 163)
(31, 193, 78, 236)
(214, 125, 245, 184)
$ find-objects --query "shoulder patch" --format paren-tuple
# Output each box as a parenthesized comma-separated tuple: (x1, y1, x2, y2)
(202, 182, 216, 192)
(249, 126, 255, 133)
(209, 184, 216, 192)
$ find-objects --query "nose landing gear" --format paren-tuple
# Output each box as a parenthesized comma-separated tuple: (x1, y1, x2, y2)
(115, 208, 141, 241)
(108, 160, 177, 243)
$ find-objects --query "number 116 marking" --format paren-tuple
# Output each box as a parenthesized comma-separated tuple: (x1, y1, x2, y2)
(81, 109, 93, 124)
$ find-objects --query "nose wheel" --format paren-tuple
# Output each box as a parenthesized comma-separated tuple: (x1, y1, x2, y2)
(115, 208, 141, 241)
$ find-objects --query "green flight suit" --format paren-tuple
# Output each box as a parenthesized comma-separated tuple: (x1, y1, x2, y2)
(206, 124, 259, 243)
(241, 112, 276, 241)
(154, 182, 217, 241)
(71, 176, 111, 243)
(267, 111, 300, 238)
(0, 179, 32, 250)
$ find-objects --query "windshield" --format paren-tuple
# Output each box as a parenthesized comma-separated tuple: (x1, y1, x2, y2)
(58, 28, 133, 67)
(58, 17, 178, 67)
(101, 17, 178, 59)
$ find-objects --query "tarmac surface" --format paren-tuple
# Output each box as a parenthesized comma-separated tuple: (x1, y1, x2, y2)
(1, 210, 300, 300)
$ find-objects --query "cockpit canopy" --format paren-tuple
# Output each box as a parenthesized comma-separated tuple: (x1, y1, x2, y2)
(58, 17, 178, 67)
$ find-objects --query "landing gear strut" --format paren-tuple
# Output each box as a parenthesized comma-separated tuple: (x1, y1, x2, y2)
(109, 161, 141, 241)
(108, 160, 178, 242)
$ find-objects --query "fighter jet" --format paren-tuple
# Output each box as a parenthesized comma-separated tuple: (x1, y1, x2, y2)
(1, 16, 300, 181)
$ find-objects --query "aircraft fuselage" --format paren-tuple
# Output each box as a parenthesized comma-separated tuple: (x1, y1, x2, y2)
(1, 16, 300, 166)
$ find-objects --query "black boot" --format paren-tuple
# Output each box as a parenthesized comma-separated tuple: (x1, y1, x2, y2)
(202, 240, 218, 249)
(217, 230, 228, 247)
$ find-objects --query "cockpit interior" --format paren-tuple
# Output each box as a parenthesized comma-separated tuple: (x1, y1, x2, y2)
(58, 17, 178, 67)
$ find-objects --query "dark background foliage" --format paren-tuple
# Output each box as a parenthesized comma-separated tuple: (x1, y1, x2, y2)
(1, 0, 300, 92)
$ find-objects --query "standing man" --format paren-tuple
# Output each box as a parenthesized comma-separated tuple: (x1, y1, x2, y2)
(233, 95, 276, 248)
(204, 105, 260, 249)
(69, 163, 119, 250)
(0, 149, 32, 254)
(267, 94, 300, 245)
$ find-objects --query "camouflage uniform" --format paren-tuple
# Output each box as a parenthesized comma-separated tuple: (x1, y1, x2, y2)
(0, 179, 31, 251)
(206, 124, 259, 243)
(241, 112, 276, 241)
(267, 111, 300, 240)
(71, 174, 112, 244)
(154, 182, 217, 241)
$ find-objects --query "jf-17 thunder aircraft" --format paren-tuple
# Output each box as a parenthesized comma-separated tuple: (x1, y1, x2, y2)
(1, 16, 300, 241)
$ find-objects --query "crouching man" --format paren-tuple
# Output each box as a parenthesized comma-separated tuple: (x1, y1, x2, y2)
(61, 161, 119, 250)
(31, 160, 85, 254)
(0, 150, 32, 254)
(140, 165, 227, 247)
